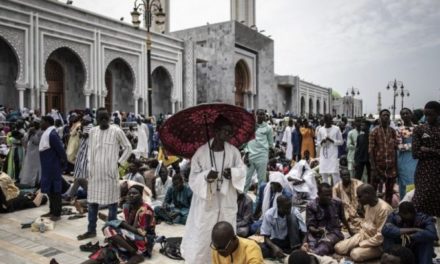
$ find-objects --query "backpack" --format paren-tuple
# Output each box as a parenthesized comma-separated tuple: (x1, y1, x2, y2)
(158, 236, 184, 260)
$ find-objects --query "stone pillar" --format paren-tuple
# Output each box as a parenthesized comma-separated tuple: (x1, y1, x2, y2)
(41, 91, 46, 115)
(85, 92, 91, 109)
(134, 97, 139, 116)
(171, 99, 176, 114)
(15, 82, 27, 110)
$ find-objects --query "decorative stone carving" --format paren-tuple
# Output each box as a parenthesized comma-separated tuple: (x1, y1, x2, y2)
(103, 49, 139, 96)
(0, 25, 26, 83)
(43, 35, 91, 93)
(184, 40, 194, 108)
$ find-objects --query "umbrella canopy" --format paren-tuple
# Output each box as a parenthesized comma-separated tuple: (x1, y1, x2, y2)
(159, 103, 255, 159)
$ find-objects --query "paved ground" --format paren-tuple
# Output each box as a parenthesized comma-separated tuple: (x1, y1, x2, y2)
(0, 203, 280, 264)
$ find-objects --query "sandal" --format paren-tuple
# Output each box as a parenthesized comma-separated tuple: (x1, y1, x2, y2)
(79, 241, 100, 252)
(77, 231, 97, 240)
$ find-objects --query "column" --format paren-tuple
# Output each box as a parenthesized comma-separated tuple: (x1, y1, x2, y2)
(171, 99, 176, 114)
(15, 82, 27, 110)
(41, 91, 46, 115)
(85, 93, 91, 109)
(134, 97, 139, 116)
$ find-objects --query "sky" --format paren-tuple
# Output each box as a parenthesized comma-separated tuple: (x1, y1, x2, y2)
(73, 0, 440, 114)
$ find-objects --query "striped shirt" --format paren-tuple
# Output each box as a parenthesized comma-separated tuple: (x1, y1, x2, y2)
(87, 125, 132, 204)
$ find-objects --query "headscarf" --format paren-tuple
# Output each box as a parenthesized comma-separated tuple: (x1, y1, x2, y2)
(262, 171, 291, 216)
(425, 101, 440, 114)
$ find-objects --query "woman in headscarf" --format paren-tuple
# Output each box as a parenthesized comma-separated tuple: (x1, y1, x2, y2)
(259, 171, 293, 217)
(412, 101, 440, 220)
(300, 119, 315, 159)
(396, 108, 418, 199)
(19, 120, 43, 187)
(83, 185, 156, 264)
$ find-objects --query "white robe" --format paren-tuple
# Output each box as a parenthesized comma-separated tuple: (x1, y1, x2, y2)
(286, 160, 318, 199)
(87, 125, 132, 205)
(317, 125, 343, 174)
(133, 123, 149, 159)
(181, 141, 246, 264)
(282, 126, 294, 160)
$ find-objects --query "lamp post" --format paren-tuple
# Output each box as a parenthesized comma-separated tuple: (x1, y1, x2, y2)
(399, 88, 410, 110)
(346, 87, 360, 118)
(386, 79, 404, 121)
(131, 0, 166, 116)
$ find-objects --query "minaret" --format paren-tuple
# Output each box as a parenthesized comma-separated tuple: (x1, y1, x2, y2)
(377, 92, 382, 114)
(151, 0, 170, 33)
(230, 0, 256, 27)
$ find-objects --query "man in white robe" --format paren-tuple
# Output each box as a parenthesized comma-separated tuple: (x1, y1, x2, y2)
(181, 115, 246, 264)
(317, 114, 343, 185)
(286, 159, 318, 201)
(133, 119, 149, 159)
(77, 107, 132, 240)
(282, 119, 294, 160)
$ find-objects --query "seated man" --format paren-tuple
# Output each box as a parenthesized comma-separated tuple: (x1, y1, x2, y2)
(286, 159, 318, 202)
(380, 245, 415, 264)
(82, 185, 156, 264)
(123, 161, 146, 186)
(260, 195, 306, 261)
(382, 201, 437, 264)
(211, 221, 264, 264)
(254, 171, 293, 219)
(287, 249, 338, 264)
(151, 162, 172, 207)
(154, 174, 192, 224)
(332, 165, 363, 232)
(334, 184, 393, 262)
(0, 188, 47, 213)
(303, 183, 352, 256)
(237, 192, 253, 237)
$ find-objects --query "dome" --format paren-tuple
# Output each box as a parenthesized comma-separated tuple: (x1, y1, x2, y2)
(332, 90, 342, 99)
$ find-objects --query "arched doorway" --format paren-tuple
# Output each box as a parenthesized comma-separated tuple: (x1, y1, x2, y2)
(234, 60, 250, 107)
(45, 47, 86, 113)
(316, 100, 320, 115)
(0, 37, 19, 108)
(309, 98, 313, 115)
(324, 101, 327, 114)
(45, 60, 64, 112)
(152, 66, 173, 115)
(300, 96, 305, 115)
(105, 58, 135, 113)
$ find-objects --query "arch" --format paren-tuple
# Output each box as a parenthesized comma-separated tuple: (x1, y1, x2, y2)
(152, 66, 173, 116)
(316, 99, 321, 115)
(309, 98, 313, 115)
(234, 59, 251, 107)
(105, 58, 135, 113)
(0, 36, 19, 108)
(324, 101, 327, 114)
(45, 47, 86, 113)
(300, 96, 305, 115)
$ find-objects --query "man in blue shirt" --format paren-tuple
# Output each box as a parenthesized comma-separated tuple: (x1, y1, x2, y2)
(154, 174, 192, 224)
(260, 195, 306, 261)
(382, 201, 437, 264)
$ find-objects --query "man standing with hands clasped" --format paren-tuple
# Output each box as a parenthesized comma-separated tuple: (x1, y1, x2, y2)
(317, 114, 343, 185)
(181, 115, 246, 264)
(77, 107, 132, 240)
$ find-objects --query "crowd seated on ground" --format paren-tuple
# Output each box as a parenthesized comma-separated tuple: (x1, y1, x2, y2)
(0, 102, 439, 264)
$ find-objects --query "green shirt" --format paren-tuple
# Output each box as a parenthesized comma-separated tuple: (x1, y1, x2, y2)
(245, 122, 273, 161)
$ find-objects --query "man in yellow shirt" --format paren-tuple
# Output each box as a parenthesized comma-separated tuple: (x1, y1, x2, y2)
(211, 221, 264, 264)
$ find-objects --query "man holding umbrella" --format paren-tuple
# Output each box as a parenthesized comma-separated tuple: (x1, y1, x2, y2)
(181, 115, 246, 264)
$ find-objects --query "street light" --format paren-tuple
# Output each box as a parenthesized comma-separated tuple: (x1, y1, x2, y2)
(386, 79, 404, 120)
(399, 88, 410, 110)
(131, 0, 166, 116)
(346, 87, 360, 118)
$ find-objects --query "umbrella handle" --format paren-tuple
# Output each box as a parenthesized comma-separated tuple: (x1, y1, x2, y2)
(203, 114, 214, 168)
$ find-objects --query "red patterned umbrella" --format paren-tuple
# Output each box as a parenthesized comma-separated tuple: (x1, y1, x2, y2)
(159, 103, 255, 159)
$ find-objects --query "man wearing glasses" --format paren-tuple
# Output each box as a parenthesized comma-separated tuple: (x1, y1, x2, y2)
(211, 221, 264, 264)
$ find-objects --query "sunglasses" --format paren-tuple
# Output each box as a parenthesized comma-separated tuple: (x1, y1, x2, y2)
(210, 236, 235, 252)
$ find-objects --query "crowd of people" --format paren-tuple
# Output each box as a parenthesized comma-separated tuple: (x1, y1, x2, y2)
(0, 100, 439, 264)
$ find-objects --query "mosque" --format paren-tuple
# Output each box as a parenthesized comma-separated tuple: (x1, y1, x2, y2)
(0, 0, 359, 117)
